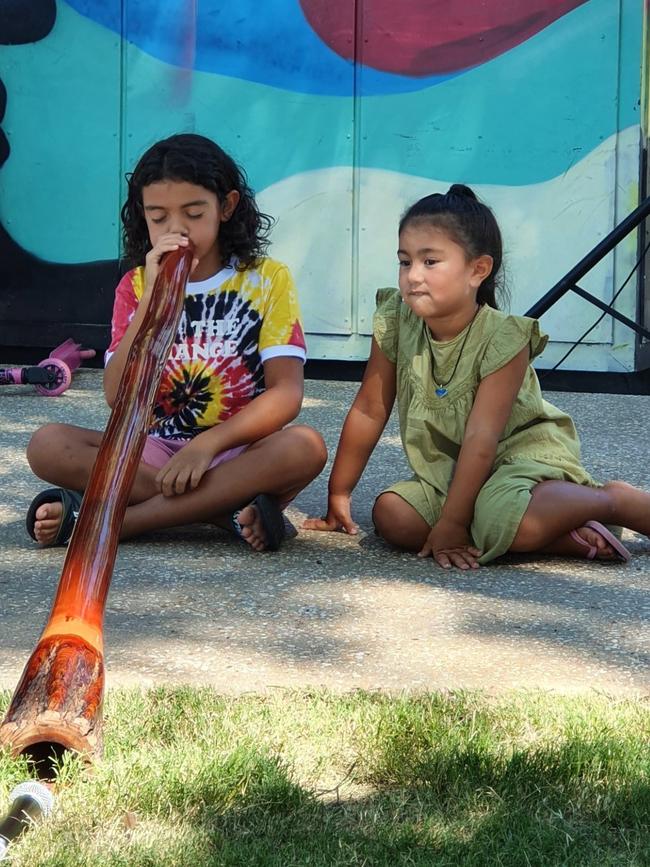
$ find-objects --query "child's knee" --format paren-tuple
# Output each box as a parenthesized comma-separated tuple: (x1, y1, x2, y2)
(372, 492, 407, 545)
(26, 423, 63, 472)
(510, 511, 545, 551)
(26, 422, 83, 476)
(287, 425, 328, 474)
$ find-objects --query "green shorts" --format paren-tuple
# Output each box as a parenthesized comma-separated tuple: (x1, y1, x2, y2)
(383, 458, 599, 564)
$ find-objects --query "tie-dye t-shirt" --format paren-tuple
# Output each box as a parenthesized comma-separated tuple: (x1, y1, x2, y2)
(105, 257, 307, 440)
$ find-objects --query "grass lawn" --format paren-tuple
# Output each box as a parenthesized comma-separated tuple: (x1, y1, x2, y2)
(0, 688, 648, 866)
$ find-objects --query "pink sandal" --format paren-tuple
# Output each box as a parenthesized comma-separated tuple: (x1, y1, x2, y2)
(569, 520, 631, 562)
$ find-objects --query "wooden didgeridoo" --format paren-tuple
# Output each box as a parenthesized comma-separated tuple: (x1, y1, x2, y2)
(0, 244, 194, 765)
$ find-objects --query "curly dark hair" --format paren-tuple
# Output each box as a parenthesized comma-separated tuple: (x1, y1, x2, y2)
(121, 133, 273, 270)
(399, 184, 504, 309)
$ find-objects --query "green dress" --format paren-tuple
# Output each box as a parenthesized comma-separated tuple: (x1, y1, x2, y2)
(373, 288, 596, 563)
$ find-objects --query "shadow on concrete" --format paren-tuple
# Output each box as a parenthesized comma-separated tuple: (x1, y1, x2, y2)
(0, 373, 648, 693)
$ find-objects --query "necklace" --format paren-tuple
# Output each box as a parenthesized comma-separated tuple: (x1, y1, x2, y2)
(430, 306, 480, 398)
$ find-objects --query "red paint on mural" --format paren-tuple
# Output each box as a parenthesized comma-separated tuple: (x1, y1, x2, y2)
(299, 0, 588, 76)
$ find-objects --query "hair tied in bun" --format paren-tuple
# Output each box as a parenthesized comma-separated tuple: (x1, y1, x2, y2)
(447, 184, 477, 200)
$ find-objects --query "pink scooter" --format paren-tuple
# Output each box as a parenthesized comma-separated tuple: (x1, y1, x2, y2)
(0, 339, 96, 396)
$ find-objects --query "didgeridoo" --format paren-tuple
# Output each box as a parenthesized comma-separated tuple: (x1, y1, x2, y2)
(0, 244, 194, 767)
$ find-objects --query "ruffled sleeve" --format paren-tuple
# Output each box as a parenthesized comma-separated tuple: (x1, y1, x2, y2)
(479, 314, 548, 379)
(372, 287, 402, 363)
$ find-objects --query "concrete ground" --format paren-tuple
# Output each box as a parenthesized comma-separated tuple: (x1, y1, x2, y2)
(0, 369, 648, 696)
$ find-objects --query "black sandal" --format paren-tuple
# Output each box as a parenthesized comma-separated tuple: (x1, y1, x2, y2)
(26, 487, 83, 547)
(231, 493, 287, 551)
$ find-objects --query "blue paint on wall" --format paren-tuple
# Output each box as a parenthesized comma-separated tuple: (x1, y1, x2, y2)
(0, 0, 642, 265)
(67, 0, 632, 188)
(63, 0, 456, 95)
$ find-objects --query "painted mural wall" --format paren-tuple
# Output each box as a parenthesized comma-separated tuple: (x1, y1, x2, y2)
(0, 0, 645, 370)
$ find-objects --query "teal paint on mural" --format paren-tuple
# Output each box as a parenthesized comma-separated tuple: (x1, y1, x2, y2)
(120, 43, 355, 199)
(0, 2, 121, 263)
(155, 0, 631, 192)
(155, 0, 633, 193)
(63, 0, 453, 96)
(619, 0, 644, 128)
(0, 0, 642, 263)
(0, 4, 356, 262)
(357, 0, 627, 186)
(125, 0, 634, 194)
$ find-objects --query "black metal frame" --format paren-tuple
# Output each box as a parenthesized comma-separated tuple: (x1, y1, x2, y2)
(525, 196, 650, 341)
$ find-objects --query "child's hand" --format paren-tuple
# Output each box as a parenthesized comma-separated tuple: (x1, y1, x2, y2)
(155, 439, 215, 496)
(144, 234, 199, 297)
(303, 493, 358, 535)
(418, 519, 482, 570)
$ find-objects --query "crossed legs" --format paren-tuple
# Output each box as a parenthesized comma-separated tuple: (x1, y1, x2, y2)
(27, 422, 327, 549)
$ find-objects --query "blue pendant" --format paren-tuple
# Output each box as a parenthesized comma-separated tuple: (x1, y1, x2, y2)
(435, 387, 448, 397)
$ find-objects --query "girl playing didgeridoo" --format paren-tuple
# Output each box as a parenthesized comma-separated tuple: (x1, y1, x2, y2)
(26, 133, 326, 551)
(306, 185, 650, 568)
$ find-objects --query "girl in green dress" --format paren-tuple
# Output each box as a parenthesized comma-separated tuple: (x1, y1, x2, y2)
(306, 185, 650, 568)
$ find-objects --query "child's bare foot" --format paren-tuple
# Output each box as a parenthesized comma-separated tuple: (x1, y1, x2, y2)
(32, 501, 65, 546)
(234, 503, 272, 552)
(228, 494, 287, 552)
(571, 524, 617, 560)
(26, 488, 82, 548)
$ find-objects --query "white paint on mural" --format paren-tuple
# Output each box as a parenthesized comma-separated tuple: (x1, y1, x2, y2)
(258, 171, 354, 336)
(260, 126, 639, 358)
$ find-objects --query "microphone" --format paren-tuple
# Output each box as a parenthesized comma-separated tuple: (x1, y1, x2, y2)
(0, 781, 55, 860)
